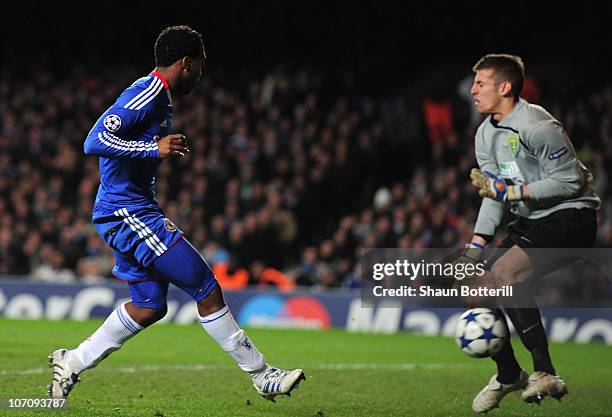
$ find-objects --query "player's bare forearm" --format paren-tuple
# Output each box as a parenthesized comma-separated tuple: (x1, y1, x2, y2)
(470, 235, 488, 247)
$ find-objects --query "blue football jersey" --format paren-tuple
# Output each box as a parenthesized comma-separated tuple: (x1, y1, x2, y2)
(84, 72, 173, 209)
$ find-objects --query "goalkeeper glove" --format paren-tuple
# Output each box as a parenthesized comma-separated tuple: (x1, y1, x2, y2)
(470, 168, 525, 202)
(451, 241, 485, 282)
(459, 241, 485, 262)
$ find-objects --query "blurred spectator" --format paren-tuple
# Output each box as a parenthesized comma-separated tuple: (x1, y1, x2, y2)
(76, 258, 106, 284)
(32, 245, 76, 283)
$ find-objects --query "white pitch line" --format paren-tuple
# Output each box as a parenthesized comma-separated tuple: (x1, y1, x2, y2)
(0, 362, 481, 376)
(313, 363, 478, 370)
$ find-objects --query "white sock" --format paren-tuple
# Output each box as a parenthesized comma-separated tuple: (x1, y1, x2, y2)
(199, 305, 265, 373)
(66, 303, 143, 373)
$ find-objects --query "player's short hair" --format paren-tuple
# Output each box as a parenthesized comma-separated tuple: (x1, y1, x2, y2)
(472, 54, 525, 100)
(154, 25, 205, 67)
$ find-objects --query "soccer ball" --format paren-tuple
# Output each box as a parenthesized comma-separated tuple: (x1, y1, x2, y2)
(455, 308, 508, 358)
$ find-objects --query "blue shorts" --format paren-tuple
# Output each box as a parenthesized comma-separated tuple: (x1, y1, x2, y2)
(93, 205, 218, 309)
(126, 237, 219, 309)
(93, 205, 183, 279)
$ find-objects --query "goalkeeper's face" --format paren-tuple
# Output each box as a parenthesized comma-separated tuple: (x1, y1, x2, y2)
(178, 55, 205, 95)
(470, 69, 503, 115)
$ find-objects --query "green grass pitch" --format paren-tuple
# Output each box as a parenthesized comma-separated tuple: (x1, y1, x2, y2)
(0, 318, 610, 417)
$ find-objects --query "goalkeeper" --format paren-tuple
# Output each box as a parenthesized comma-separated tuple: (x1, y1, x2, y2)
(460, 54, 600, 413)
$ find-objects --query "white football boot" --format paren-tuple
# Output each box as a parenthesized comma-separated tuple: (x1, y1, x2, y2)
(521, 372, 568, 404)
(472, 370, 528, 413)
(252, 365, 306, 402)
(48, 349, 80, 398)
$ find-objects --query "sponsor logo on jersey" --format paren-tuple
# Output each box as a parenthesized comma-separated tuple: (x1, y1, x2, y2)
(163, 218, 177, 232)
(498, 161, 521, 179)
(506, 134, 520, 156)
(548, 146, 568, 160)
(103, 114, 122, 132)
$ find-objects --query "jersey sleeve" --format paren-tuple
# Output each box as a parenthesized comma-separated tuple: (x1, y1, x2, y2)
(83, 86, 161, 159)
(524, 120, 585, 201)
(473, 126, 503, 237)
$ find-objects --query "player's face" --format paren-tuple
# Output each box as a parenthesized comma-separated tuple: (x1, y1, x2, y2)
(178, 55, 205, 95)
(471, 69, 503, 114)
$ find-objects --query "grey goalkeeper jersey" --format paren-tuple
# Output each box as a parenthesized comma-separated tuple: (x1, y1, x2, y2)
(474, 98, 600, 237)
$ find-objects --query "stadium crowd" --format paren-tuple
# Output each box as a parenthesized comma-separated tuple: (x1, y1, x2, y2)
(0, 66, 610, 297)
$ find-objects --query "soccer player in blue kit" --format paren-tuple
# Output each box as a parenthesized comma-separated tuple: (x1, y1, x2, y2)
(48, 25, 305, 402)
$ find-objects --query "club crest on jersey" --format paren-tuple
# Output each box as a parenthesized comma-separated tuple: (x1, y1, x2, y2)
(103, 114, 122, 132)
(163, 218, 177, 232)
(506, 134, 520, 156)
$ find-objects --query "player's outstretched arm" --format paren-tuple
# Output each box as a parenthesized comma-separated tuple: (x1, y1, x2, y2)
(83, 107, 161, 159)
(84, 128, 161, 159)
(83, 96, 191, 159)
